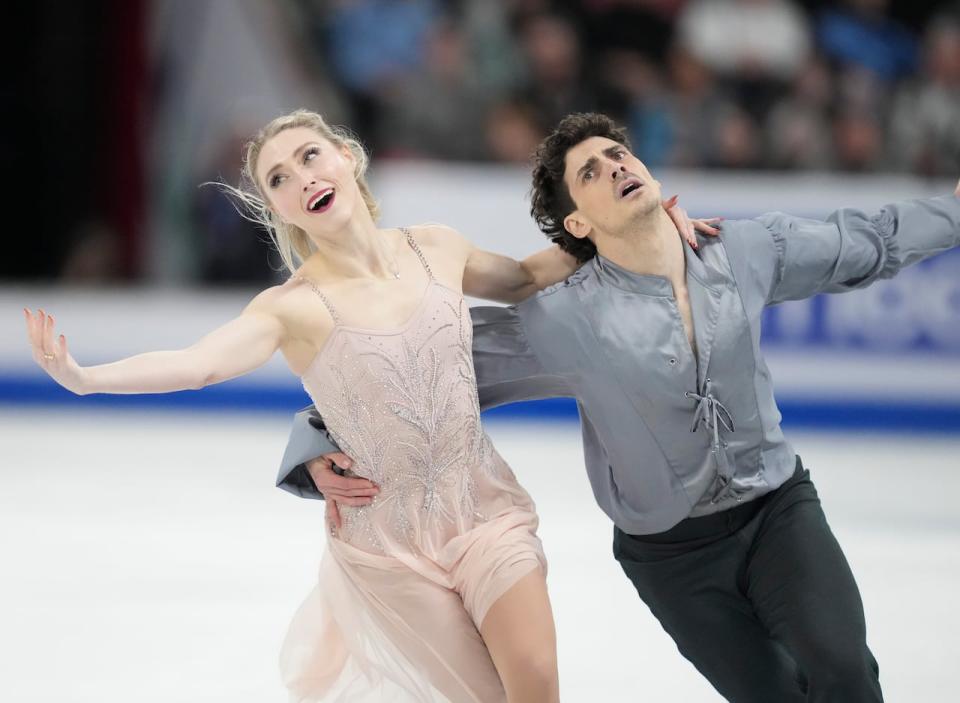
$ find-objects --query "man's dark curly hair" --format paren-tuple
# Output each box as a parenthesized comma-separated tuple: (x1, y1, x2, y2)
(530, 112, 631, 263)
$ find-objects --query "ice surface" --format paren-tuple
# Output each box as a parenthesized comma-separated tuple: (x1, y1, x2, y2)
(1, 409, 957, 702)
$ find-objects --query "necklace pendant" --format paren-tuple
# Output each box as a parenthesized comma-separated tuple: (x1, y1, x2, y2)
(393, 271, 401, 279)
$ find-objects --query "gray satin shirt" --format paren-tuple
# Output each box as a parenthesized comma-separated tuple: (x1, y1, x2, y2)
(277, 195, 960, 535)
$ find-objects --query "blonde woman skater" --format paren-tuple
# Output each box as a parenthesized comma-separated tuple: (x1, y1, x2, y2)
(24, 109, 709, 702)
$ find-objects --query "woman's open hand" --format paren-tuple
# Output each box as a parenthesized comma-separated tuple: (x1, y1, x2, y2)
(663, 195, 722, 250)
(24, 308, 87, 395)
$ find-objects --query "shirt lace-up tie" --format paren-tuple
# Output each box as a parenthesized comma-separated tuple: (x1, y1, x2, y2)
(686, 378, 739, 503)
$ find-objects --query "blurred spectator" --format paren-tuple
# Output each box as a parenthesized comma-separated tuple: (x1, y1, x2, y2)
(816, 0, 918, 82)
(660, 46, 735, 167)
(764, 58, 834, 169)
(378, 19, 490, 160)
(889, 18, 960, 176)
(517, 13, 597, 128)
(707, 104, 763, 169)
(678, 0, 811, 81)
(460, 0, 528, 97)
(194, 130, 283, 285)
(832, 107, 884, 172)
(597, 50, 673, 166)
(485, 99, 546, 163)
(325, 0, 440, 142)
(326, 0, 438, 94)
(678, 0, 812, 119)
(834, 64, 887, 115)
(572, 0, 685, 63)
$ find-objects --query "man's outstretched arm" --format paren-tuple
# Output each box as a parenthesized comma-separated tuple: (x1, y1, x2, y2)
(726, 182, 960, 306)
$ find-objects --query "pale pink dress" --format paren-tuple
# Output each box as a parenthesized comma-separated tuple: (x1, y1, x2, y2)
(279, 232, 547, 702)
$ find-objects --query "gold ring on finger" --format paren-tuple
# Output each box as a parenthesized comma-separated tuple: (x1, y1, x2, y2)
(43, 353, 55, 361)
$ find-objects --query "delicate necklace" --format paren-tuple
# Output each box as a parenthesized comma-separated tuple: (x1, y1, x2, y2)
(387, 231, 401, 279)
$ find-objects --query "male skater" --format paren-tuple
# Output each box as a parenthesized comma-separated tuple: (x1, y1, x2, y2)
(277, 113, 960, 702)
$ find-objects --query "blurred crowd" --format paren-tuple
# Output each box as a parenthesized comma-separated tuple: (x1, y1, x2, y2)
(9, 0, 959, 284)
(286, 0, 960, 174)
(181, 0, 959, 285)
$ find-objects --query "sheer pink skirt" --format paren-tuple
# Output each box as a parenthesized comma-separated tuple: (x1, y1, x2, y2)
(279, 508, 546, 702)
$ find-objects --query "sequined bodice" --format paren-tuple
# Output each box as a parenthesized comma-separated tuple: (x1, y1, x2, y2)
(294, 234, 520, 557)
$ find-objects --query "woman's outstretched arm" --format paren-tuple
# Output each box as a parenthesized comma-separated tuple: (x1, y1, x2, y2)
(463, 244, 580, 304)
(24, 291, 285, 396)
(460, 197, 721, 304)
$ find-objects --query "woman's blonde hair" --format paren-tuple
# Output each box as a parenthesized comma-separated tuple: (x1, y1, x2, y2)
(220, 109, 380, 276)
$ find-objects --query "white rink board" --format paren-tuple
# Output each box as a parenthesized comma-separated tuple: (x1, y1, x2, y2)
(3, 287, 959, 404)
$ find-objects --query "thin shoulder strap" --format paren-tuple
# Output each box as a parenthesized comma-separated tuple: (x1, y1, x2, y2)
(291, 275, 342, 325)
(402, 227, 435, 280)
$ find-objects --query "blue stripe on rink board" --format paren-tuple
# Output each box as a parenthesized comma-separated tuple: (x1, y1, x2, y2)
(1, 375, 959, 432)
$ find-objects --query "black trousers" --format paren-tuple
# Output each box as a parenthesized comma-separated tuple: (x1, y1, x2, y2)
(614, 458, 883, 703)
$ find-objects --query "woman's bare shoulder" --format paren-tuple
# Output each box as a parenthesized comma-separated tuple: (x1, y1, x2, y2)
(406, 223, 472, 255)
(244, 279, 311, 316)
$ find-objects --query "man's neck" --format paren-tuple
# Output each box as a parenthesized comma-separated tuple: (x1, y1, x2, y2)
(595, 208, 687, 285)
